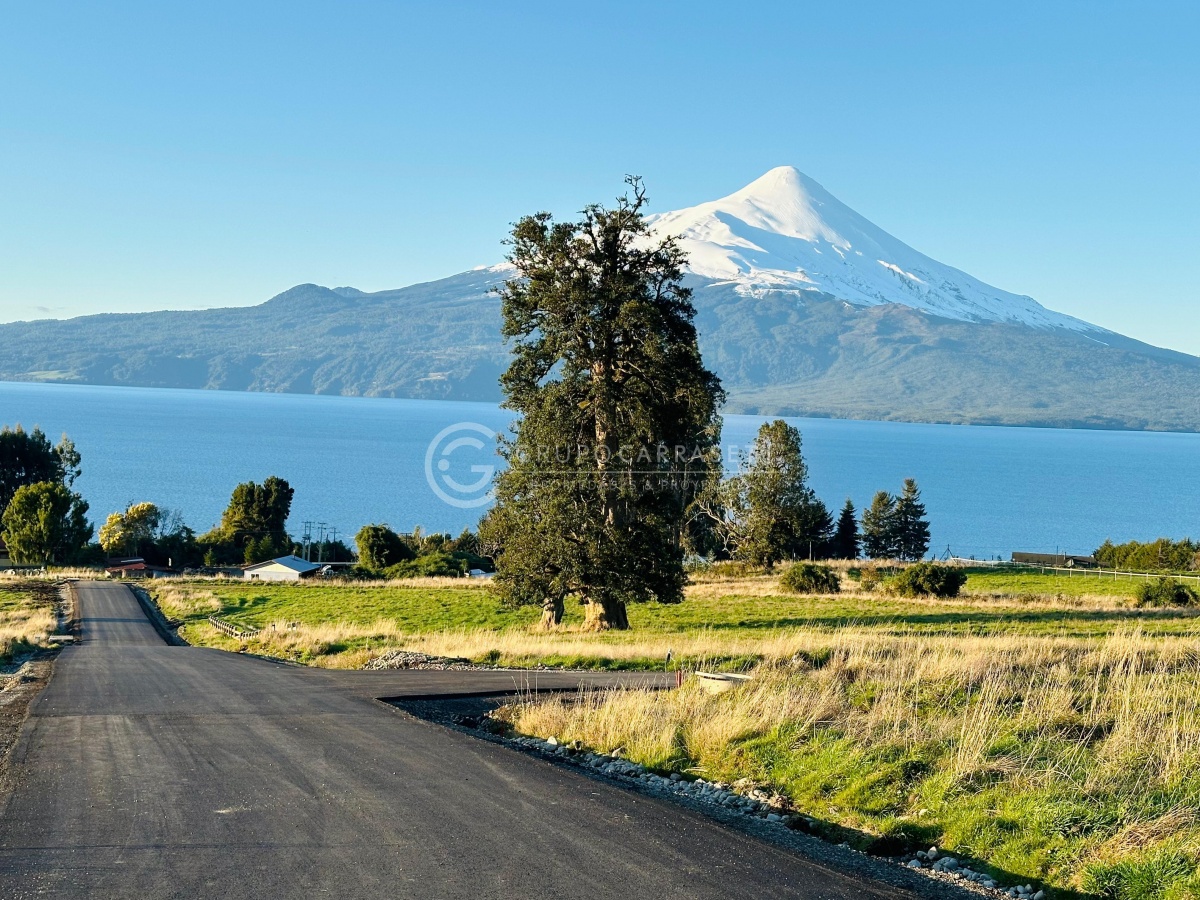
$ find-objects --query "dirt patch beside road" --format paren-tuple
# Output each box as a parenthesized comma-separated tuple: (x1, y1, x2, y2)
(0, 657, 55, 795)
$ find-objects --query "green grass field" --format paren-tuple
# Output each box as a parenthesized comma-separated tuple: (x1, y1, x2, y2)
(147, 567, 1200, 670)
(959, 565, 1194, 598)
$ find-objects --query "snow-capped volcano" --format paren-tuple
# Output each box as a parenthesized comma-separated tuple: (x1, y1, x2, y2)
(649, 166, 1096, 332)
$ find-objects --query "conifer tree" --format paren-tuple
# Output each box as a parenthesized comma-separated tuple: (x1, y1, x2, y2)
(832, 498, 859, 560)
(894, 478, 931, 561)
(723, 421, 831, 567)
(861, 491, 898, 559)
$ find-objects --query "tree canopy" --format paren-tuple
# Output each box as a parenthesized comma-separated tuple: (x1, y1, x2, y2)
(199, 476, 294, 565)
(99, 502, 162, 557)
(831, 499, 860, 560)
(860, 479, 931, 561)
(0, 425, 81, 516)
(893, 478, 931, 562)
(721, 420, 831, 568)
(1, 481, 92, 565)
(354, 524, 415, 571)
(1095, 538, 1200, 572)
(96, 502, 198, 567)
(481, 178, 724, 629)
(861, 491, 898, 560)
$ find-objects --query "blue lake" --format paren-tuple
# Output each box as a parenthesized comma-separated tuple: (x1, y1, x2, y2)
(1, 381, 1197, 557)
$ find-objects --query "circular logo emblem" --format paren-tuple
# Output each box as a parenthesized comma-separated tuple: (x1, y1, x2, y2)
(424, 422, 498, 509)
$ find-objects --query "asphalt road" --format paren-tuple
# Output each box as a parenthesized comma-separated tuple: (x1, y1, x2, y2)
(0, 582, 918, 899)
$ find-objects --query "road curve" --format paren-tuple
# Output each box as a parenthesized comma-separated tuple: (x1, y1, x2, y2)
(0, 582, 917, 899)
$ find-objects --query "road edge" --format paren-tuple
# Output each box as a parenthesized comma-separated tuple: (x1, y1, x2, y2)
(127, 582, 188, 646)
(388, 696, 986, 900)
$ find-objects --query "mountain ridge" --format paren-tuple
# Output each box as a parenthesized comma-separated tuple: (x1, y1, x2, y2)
(2, 168, 1200, 431)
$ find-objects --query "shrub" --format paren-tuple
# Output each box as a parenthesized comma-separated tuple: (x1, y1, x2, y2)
(384, 551, 467, 579)
(704, 560, 762, 579)
(780, 563, 841, 594)
(851, 565, 885, 592)
(890, 562, 967, 598)
(1134, 577, 1199, 607)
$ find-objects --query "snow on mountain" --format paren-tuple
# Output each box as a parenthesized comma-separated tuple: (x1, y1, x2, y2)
(648, 166, 1098, 332)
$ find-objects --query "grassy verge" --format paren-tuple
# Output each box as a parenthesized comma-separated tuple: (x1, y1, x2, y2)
(0, 579, 59, 662)
(508, 628, 1200, 899)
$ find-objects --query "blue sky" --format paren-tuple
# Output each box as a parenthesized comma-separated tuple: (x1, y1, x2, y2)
(2, 1, 1197, 353)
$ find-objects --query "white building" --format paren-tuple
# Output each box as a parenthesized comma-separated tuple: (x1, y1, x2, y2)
(243, 555, 323, 582)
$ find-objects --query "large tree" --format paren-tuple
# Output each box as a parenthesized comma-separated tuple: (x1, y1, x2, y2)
(99, 502, 162, 557)
(482, 178, 724, 630)
(2, 481, 92, 565)
(861, 490, 898, 560)
(199, 476, 294, 564)
(354, 524, 414, 571)
(0, 425, 81, 515)
(893, 478, 931, 561)
(96, 502, 197, 567)
(721, 420, 831, 568)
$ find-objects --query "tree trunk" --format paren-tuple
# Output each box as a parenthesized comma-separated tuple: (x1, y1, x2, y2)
(582, 597, 630, 631)
(539, 595, 564, 629)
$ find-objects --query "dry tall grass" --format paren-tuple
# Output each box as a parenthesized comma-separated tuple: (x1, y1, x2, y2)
(508, 627, 1200, 894)
(513, 627, 1200, 785)
(0, 586, 57, 661)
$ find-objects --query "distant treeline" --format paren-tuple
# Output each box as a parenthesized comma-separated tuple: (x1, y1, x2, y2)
(1095, 538, 1200, 573)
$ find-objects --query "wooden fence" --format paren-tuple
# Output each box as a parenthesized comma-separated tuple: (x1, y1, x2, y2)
(207, 615, 261, 639)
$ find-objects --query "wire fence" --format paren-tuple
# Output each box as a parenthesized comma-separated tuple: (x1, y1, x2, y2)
(946, 558, 1200, 584)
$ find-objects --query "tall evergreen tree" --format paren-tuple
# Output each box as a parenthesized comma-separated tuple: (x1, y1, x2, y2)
(722, 421, 832, 567)
(861, 490, 898, 559)
(894, 478, 931, 561)
(481, 178, 724, 630)
(831, 498, 860, 560)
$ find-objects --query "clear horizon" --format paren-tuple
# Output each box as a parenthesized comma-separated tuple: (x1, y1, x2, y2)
(1, 1, 1197, 355)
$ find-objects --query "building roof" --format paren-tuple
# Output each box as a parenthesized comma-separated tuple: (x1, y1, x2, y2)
(243, 555, 323, 574)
